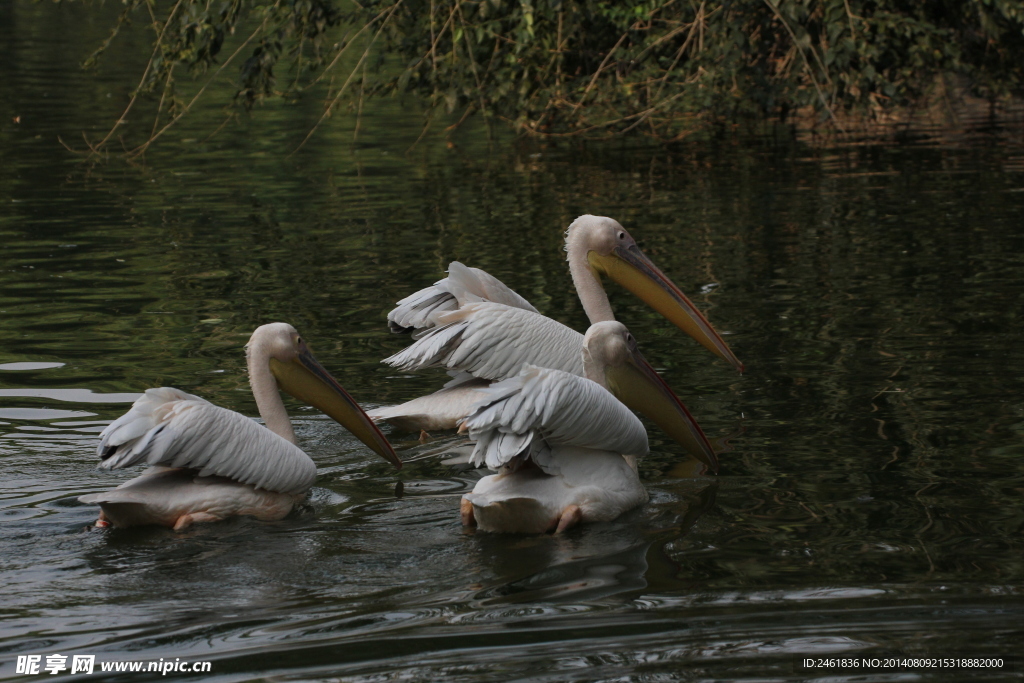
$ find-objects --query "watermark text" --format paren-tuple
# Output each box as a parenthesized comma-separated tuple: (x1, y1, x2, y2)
(16, 654, 212, 676)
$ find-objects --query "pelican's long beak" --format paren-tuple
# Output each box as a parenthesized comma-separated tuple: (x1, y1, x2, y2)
(588, 245, 743, 372)
(270, 351, 402, 470)
(605, 349, 719, 474)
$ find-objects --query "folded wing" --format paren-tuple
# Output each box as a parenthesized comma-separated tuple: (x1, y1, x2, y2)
(462, 366, 649, 474)
(384, 303, 585, 381)
(387, 262, 538, 334)
(97, 387, 317, 494)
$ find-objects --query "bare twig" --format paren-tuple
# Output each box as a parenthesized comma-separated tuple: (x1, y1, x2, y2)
(306, 3, 397, 90)
(843, 0, 858, 39)
(406, 114, 434, 154)
(555, 9, 563, 93)
(291, 1, 402, 155)
(572, 31, 629, 113)
(763, 0, 844, 131)
(429, 0, 437, 75)
(353, 59, 367, 143)
(445, 102, 476, 134)
(653, 1, 705, 102)
(88, 0, 186, 156)
(128, 3, 280, 158)
(523, 89, 689, 138)
(202, 112, 238, 143)
(144, 1, 161, 35)
(288, 34, 306, 92)
(455, 0, 487, 119)
(148, 67, 175, 142)
(634, 22, 689, 63)
(402, 1, 455, 94)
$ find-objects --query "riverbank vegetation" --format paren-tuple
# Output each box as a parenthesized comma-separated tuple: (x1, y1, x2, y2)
(82, 0, 1024, 154)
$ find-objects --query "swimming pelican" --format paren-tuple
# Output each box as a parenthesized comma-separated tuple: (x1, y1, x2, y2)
(79, 323, 401, 530)
(370, 215, 741, 431)
(460, 321, 714, 534)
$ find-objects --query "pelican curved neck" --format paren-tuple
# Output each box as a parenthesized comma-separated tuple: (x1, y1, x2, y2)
(581, 347, 604, 388)
(247, 343, 297, 444)
(566, 226, 615, 324)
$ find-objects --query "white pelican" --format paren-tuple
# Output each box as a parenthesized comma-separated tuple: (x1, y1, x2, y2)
(460, 321, 715, 534)
(371, 215, 741, 431)
(79, 323, 400, 530)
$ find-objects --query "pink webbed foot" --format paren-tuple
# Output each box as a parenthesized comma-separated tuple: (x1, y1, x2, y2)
(460, 498, 476, 527)
(172, 512, 222, 531)
(553, 505, 582, 534)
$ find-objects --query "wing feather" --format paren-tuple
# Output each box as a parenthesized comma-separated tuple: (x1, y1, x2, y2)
(462, 366, 649, 474)
(387, 283, 458, 333)
(386, 262, 538, 334)
(384, 303, 584, 381)
(96, 388, 316, 494)
(444, 262, 539, 312)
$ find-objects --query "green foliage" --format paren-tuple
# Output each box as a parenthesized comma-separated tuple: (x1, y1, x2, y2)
(367, 0, 1024, 137)
(83, 0, 341, 117)
(83, 0, 1024, 147)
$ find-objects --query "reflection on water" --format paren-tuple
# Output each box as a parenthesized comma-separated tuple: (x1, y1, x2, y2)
(0, 362, 65, 371)
(2, 2, 1024, 680)
(0, 389, 141, 403)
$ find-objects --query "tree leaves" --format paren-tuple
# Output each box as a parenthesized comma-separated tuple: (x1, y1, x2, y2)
(85, 0, 1024, 149)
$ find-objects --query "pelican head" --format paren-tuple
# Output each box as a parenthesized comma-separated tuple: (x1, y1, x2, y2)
(247, 323, 401, 469)
(566, 214, 742, 372)
(583, 321, 718, 473)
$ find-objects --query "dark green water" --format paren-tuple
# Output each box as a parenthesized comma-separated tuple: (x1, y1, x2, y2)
(2, 3, 1024, 681)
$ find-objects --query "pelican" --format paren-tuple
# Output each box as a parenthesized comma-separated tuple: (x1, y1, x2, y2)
(460, 321, 715, 534)
(79, 323, 401, 530)
(370, 214, 741, 431)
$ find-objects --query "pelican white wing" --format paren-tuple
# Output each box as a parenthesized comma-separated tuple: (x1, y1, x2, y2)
(378, 216, 742, 436)
(98, 387, 317, 495)
(384, 302, 584, 381)
(387, 262, 538, 334)
(462, 365, 649, 474)
(387, 281, 458, 334)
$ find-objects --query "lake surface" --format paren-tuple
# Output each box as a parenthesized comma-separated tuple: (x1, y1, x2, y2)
(2, 3, 1023, 681)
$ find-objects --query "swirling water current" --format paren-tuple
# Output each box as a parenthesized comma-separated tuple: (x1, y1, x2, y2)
(2, 3, 1024, 681)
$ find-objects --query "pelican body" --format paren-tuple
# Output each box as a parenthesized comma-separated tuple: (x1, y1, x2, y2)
(372, 215, 741, 431)
(80, 323, 400, 530)
(460, 321, 716, 534)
